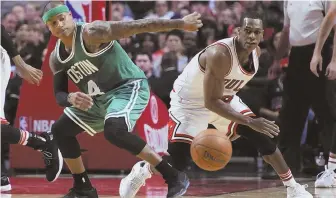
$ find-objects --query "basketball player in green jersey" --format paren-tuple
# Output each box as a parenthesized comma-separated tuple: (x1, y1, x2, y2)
(42, 2, 202, 198)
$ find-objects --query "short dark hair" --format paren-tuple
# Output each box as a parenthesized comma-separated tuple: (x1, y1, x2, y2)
(240, 11, 263, 26)
(166, 29, 184, 41)
(134, 51, 152, 62)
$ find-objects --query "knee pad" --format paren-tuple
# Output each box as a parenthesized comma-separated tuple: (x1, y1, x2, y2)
(167, 142, 192, 171)
(51, 115, 82, 159)
(104, 118, 146, 155)
(258, 140, 277, 156)
(237, 125, 277, 156)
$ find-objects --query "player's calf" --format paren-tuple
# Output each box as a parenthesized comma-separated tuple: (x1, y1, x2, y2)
(105, 118, 189, 198)
(1, 124, 63, 182)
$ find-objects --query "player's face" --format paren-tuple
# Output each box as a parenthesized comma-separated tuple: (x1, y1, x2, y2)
(238, 18, 263, 51)
(46, 12, 74, 38)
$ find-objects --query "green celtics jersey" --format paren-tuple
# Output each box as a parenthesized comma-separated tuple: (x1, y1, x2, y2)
(51, 23, 146, 96)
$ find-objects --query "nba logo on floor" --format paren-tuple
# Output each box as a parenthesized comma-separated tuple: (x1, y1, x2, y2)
(19, 116, 29, 131)
(64, 0, 92, 22)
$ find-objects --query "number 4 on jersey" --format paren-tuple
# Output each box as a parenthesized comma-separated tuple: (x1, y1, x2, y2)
(87, 80, 104, 96)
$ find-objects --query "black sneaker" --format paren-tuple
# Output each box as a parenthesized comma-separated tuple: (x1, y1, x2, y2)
(63, 187, 98, 198)
(1, 176, 11, 192)
(39, 131, 63, 182)
(166, 171, 190, 198)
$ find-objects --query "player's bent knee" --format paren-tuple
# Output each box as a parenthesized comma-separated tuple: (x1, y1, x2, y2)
(104, 117, 146, 155)
(258, 140, 277, 156)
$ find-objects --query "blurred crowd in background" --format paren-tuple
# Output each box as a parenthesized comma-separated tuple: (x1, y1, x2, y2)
(1, 1, 324, 176)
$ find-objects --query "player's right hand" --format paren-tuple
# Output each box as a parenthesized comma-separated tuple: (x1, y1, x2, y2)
(310, 53, 323, 77)
(16, 64, 43, 85)
(247, 117, 280, 138)
(182, 12, 203, 31)
(68, 92, 93, 111)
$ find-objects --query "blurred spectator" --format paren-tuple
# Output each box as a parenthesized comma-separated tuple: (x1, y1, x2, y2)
(153, 30, 188, 77)
(24, 3, 39, 22)
(2, 12, 18, 34)
(190, 1, 211, 17)
(110, 1, 134, 21)
(197, 17, 217, 48)
(11, 4, 25, 22)
(145, 1, 174, 19)
(151, 52, 180, 109)
(216, 8, 237, 39)
(134, 51, 156, 85)
(137, 33, 159, 54)
(183, 32, 199, 61)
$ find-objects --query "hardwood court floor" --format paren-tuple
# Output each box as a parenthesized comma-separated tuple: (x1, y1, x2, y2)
(1, 175, 335, 197)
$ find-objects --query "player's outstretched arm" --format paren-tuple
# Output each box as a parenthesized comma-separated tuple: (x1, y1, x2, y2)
(82, 12, 202, 44)
(203, 45, 279, 138)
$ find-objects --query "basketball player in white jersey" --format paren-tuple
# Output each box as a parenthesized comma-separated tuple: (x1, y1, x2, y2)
(1, 24, 62, 191)
(120, 13, 312, 198)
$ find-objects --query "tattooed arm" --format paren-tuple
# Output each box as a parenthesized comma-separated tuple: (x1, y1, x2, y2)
(82, 12, 202, 44)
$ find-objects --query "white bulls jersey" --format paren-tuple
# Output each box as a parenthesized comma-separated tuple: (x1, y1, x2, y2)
(0, 45, 11, 124)
(168, 37, 259, 143)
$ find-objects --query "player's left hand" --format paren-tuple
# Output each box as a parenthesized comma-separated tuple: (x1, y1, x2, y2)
(325, 61, 336, 80)
(68, 92, 93, 111)
(182, 12, 203, 31)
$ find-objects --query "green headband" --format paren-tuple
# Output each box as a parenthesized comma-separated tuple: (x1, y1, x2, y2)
(42, 5, 70, 23)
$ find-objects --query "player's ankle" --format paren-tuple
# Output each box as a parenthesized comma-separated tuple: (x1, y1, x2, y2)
(72, 171, 93, 190)
(155, 160, 178, 181)
(26, 132, 47, 150)
(328, 153, 336, 171)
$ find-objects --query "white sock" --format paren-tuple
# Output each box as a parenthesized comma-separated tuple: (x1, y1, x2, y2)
(279, 170, 296, 187)
(328, 155, 336, 171)
(283, 178, 297, 187)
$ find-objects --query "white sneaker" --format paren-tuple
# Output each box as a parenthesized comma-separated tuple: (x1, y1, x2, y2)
(315, 166, 336, 188)
(119, 161, 152, 198)
(287, 183, 313, 198)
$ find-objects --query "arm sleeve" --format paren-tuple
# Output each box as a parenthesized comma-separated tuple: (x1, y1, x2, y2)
(1, 24, 19, 58)
(53, 71, 72, 107)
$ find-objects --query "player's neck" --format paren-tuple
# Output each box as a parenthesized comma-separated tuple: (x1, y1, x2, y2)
(59, 23, 76, 49)
(235, 40, 252, 58)
(60, 36, 73, 50)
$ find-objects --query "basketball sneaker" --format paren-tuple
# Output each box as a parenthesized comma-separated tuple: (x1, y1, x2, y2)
(286, 183, 313, 198)
(38, 131, 63, 182)
(315, 166, 336, 188)
(63, 187, 98, 198)
(166, 171, 190, 198)
(1, 176, 11, 192)
(119, 161, 152, 198)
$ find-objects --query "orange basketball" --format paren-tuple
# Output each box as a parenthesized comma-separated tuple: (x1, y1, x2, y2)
(190, 129, 232, 171)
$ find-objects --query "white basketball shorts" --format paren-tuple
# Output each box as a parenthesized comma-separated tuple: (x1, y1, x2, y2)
(168, 95, 255, 144)
(0, 48, 11, 124)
